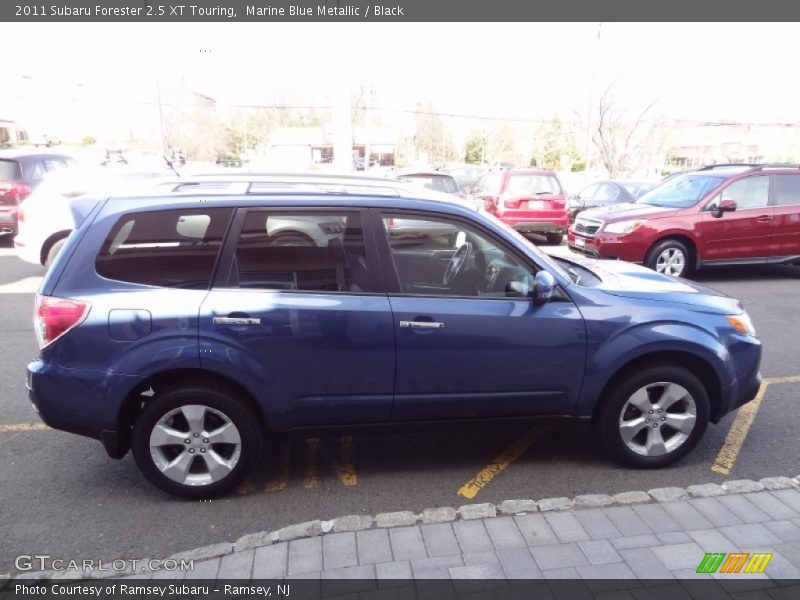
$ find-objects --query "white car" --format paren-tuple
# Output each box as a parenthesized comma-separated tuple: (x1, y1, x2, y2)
(14, 168, 168, 266)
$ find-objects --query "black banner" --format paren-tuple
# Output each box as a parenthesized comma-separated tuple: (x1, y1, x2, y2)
(3, 579, 800, 600)
(4, 0, 800, 22)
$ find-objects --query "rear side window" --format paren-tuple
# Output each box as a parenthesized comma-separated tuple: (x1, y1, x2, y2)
(96, 208, 233, 289)
(775, 174, 800, 206)
(230, 211, 372, 293)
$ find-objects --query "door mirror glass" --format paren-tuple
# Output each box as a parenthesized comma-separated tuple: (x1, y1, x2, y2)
(533, 271, 556, 305)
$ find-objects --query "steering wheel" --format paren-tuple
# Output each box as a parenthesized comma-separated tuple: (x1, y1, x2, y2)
(443, 242, 473, 286)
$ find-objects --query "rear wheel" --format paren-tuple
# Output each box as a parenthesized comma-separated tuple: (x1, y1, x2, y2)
(545, 233, 564, 245)
(645, 239, 693, 277)
(595, 365, 709, 468)
(132, 386, 262, 499)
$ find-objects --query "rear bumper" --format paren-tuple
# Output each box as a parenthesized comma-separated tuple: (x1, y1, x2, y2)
(27, 359, 143, 458)
(0, 211, 17, 235)
(500, 215, 569, 235)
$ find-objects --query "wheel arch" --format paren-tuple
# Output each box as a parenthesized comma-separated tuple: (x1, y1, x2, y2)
(646, 233, 699, 270)
(590, 350, 722, 424)
(112, 368, 267, 458)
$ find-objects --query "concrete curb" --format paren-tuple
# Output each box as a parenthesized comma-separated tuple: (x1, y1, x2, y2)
(8, 474, 800, 581)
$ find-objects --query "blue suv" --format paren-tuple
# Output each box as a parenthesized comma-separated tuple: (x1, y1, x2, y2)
(27, 175, 762, 498)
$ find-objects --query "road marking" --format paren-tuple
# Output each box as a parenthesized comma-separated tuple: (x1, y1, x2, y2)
(0, 276, 42, 294)
(0, 423, 48, 432)
(457, 427, 545, 500)
(265, 443, 291, 492)
(711, 375, 800, 475)
(304, 438, 320, 489)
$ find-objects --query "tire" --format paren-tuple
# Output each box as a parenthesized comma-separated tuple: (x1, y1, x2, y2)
(645, 239, 693, 277)
(545, 233, 564, 246)
(595, 365, 710, 468)
(132, 386, 262, 499)
(44, 237, 67, 266)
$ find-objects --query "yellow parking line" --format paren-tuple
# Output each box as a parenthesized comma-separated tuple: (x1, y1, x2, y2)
(332, 436, 357, 487)
(711, 375, 800, 475)
(0, 423, 49, 432)
(457, 427, 545, 500)
(265, 444, 291, 492)
(304, 438, 320, 489)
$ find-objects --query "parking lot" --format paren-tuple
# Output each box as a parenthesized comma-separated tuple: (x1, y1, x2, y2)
(1, 240, 799, 573)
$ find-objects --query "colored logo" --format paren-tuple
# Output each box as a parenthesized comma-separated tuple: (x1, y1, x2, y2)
(696, 552, 773, 574)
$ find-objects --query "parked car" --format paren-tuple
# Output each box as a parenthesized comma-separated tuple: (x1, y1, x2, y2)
(569, 180, 656, 221)
(28, 175, 761, 498)
(472, 167, 569, 245)
(14, 168, 169, 265)
(447, 165, 486, 194)
(568, 164, 800, 277)
(396, 170, 464, 197)
(0, 149, 78, 238)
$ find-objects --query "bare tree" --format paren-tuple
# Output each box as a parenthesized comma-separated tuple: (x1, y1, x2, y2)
(591, 82, 659, 177)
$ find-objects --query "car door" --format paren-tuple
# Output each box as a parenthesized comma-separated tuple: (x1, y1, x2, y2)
(199, 207, 395, 430)
(771, 173, 800, 259)
(699, 174, 774, 262)
(376, 210, 586, 421)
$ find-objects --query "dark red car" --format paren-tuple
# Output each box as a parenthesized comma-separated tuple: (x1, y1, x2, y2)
(472, 167, 569, 244)
(568, 164, 800, 277)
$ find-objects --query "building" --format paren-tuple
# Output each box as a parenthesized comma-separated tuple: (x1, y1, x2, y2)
(267, 126, 397, 169)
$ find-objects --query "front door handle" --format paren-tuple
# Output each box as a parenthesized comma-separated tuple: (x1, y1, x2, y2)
(756, 215, 772, 223)
(399, 320, 445, 329)
(213, 317, 261, 326)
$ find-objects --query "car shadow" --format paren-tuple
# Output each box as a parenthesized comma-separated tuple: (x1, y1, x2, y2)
(692, 263, 800, 283)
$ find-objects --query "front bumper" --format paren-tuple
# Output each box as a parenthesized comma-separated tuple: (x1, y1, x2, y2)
(567, 230, 648, 263)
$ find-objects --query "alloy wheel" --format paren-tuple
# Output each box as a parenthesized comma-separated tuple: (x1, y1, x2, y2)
(618, 382, 697, 457)
(655, 247, 686, 276)
(149, 404, 242, 486)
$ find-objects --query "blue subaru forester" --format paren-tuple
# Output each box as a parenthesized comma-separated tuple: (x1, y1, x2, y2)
(27, 174, 762, 498)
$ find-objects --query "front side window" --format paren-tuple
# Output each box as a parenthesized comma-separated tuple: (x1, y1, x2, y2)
(96, 208, 233, 289)
(716, 175, 770, 210)
(382, 214, 534, 298)
(231, 211, 372, 293)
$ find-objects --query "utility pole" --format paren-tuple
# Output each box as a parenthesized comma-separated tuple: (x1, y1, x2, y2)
(332, 82, 353, 172)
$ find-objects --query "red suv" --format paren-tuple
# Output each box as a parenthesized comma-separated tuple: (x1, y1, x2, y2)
(472, 168, 569, 244)
(567, 164, 800, 277)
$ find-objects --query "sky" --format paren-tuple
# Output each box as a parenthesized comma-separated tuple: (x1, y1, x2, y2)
(2, 22, 800, 124)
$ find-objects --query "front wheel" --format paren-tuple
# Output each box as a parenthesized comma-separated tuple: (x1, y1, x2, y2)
(645, 239, 693, 277)
(595, 365, 709, 468)
(132, 387, 262, 499)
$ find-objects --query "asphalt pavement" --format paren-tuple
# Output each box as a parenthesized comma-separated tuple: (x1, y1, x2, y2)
(2, 239, 799, 574)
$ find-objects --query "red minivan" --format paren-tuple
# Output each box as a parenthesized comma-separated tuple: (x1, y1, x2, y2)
(568, 164, 800, 277)
(472, 168, 569, 245)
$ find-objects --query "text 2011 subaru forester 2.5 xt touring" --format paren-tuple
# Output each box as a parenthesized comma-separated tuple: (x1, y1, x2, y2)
(28, 175, 762, 498)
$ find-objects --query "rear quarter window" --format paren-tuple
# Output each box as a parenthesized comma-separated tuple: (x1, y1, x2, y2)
(95, 207, 233, 289)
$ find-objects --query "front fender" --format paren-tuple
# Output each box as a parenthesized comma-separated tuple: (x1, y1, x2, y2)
(576, 320, 732, 417)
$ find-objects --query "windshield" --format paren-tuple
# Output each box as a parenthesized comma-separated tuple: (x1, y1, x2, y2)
(505, 174, 562, 196)
(637, 174, 724, 208)
(398, 174, 459, 193)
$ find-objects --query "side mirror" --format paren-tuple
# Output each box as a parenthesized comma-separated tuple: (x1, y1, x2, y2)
(533, 271, 556, 305)
(714, 199, 737, 218)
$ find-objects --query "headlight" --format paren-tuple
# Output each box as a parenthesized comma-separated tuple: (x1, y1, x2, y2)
(603, 220, 645, 235)
(726, 312, 756, 337)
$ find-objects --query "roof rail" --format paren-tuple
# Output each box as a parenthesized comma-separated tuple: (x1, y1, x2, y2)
(696, 163, 757, 171)
(749, 163, 800, 171)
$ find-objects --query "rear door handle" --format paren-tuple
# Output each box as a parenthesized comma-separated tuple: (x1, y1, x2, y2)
(213, 317, 261, 326)
(756, 215, 772, 223)
(399, 320, 445, 329)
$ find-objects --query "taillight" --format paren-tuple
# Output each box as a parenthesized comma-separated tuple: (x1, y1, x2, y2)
(0, 182, 32, 203)
(503, 197, 522, 209)
(34, 294, 90, 348)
